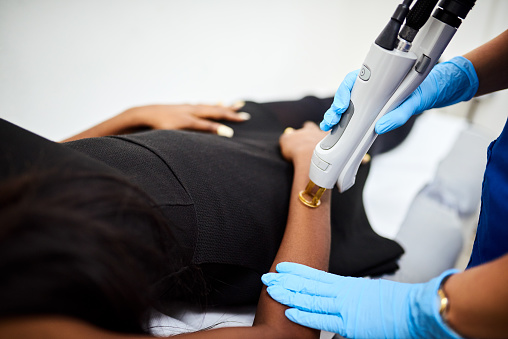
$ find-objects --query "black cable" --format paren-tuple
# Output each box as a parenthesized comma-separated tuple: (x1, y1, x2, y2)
(433, 0, 476, 28)
(375, 1, 413, 50)
(399, 0, 439, 42)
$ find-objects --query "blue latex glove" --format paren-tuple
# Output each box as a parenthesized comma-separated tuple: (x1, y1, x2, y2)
(321, 69, 359, 132)
(321, 56, 479, 135)
(262, 262, 462, 339)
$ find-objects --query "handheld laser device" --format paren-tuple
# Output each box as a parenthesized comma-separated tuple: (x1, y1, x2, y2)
(300, 0, 475, 207)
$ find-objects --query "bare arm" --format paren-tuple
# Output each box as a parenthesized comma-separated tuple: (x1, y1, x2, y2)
(252, 122, 331, 336)
(173, 122, 331, 339)
(61, 104, 248, 142)
(464, 29, 508, 97)
(443, 253, 508, 338)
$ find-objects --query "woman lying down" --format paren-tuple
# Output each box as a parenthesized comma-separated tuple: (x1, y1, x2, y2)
(0, 97, 411, 338)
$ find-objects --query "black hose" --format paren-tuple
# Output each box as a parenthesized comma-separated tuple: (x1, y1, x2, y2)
(438, 0, 476, 19)
(375, 1, 413, 50)
(407, 0, 439, 30)
(433, 0, 476, 29)
(399, 0, 439, 42)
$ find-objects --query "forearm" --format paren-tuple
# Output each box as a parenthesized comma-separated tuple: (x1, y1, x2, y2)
(268, 158, 331, 270)
(61, 108, 140, 142)
(444, 253, 508, 338)
(171, 154, 332, 339)
(252, 156, 331, 338)
(464, 29, 508, 97)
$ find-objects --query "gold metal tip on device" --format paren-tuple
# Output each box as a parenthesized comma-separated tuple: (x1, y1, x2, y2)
(299, 180, 326, 208)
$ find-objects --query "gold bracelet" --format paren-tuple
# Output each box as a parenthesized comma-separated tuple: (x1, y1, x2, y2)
(438, 275, 453, 322)
(438, 288, 449, 317)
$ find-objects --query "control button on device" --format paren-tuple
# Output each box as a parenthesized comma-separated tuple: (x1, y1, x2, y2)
(312, 153, 330, 171)
(415, 54, 431, 74)
(359, 65, 371, 81)
(316, 159, 329, 171)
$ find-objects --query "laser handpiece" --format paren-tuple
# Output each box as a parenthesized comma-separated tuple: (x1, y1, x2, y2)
(300, 0, 475, 207)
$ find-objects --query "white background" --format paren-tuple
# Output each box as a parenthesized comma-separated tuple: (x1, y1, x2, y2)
(0, 0, 507, 141)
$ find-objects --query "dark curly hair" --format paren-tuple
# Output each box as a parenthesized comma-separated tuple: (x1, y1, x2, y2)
(0, 170, 186, 334)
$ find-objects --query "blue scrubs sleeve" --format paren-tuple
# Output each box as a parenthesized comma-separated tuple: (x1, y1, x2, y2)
(468, 117, 508, 268)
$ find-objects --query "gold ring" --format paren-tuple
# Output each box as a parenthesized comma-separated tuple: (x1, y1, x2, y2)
(284, 127, 295, 134)
(361, 153, 371, 164)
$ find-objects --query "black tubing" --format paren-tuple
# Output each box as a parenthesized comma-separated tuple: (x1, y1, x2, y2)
(407, 0, 439, 30)
(399, 0, 439, 42)
(438, 0, 476, 19)
(432, 0, 476, 28)
(375, 1, 412, 50)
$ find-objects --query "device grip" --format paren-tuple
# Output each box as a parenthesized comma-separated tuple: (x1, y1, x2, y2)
(320, 101, 355, 150)
(310, 43, 417, 190)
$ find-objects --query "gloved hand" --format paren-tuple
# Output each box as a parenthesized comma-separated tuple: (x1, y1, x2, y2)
(320, 69, 359, 132)
(262, 262, 462, 339)
(321, 56, 479, 134)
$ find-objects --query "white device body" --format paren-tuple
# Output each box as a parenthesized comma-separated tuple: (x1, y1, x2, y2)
(310, 17, 457, 192)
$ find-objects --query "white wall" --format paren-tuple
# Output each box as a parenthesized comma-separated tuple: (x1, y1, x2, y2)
(0, 0, 506, 141)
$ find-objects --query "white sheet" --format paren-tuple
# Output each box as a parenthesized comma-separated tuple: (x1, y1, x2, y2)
(150, 305, 256, 336)
(150, 306, 336, 338)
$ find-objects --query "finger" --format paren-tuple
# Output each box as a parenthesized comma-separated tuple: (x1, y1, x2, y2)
(236, 112, 252, 121)
(276, 262, 339, 284)
(375, 90, 422, 134)
(285, 309, 346, 335)
(189, 118, 234, 138)
(261, 273, 276, 286)
(302, 121, 319, 129)
(262, 273, 338, 297)
(331, 71, 358, 109)
(336, 69, 360, 104)
(320, 107, 341, 131)
(283, 127, 295, 134)
(320, 70, 360, 131)
(230, 100, 246, 111)
(266, 285, 338, 314)
(320, 119, 333, 132)
(193, 105, 250, 122)
(216, 125, 235, 138)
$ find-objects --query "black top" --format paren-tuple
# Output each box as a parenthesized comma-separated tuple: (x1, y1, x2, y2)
(1, 96, 410, 306)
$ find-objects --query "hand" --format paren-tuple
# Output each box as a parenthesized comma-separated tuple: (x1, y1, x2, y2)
(62, 102, 250, 142)
(262, 262, 461, 339)
(320, 70, 359, 132)
(125, 103, 250, 137)
(279, 122, 327, 164)
(375, 56, 478, 134)
(321, 56, 479, 135)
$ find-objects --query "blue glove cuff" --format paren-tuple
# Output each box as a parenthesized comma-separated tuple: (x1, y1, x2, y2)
(412, 269, 463, 339)
(431, 269, 463, 338)
(448, 56, 479, 101)
(433, 56, 479, 109)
